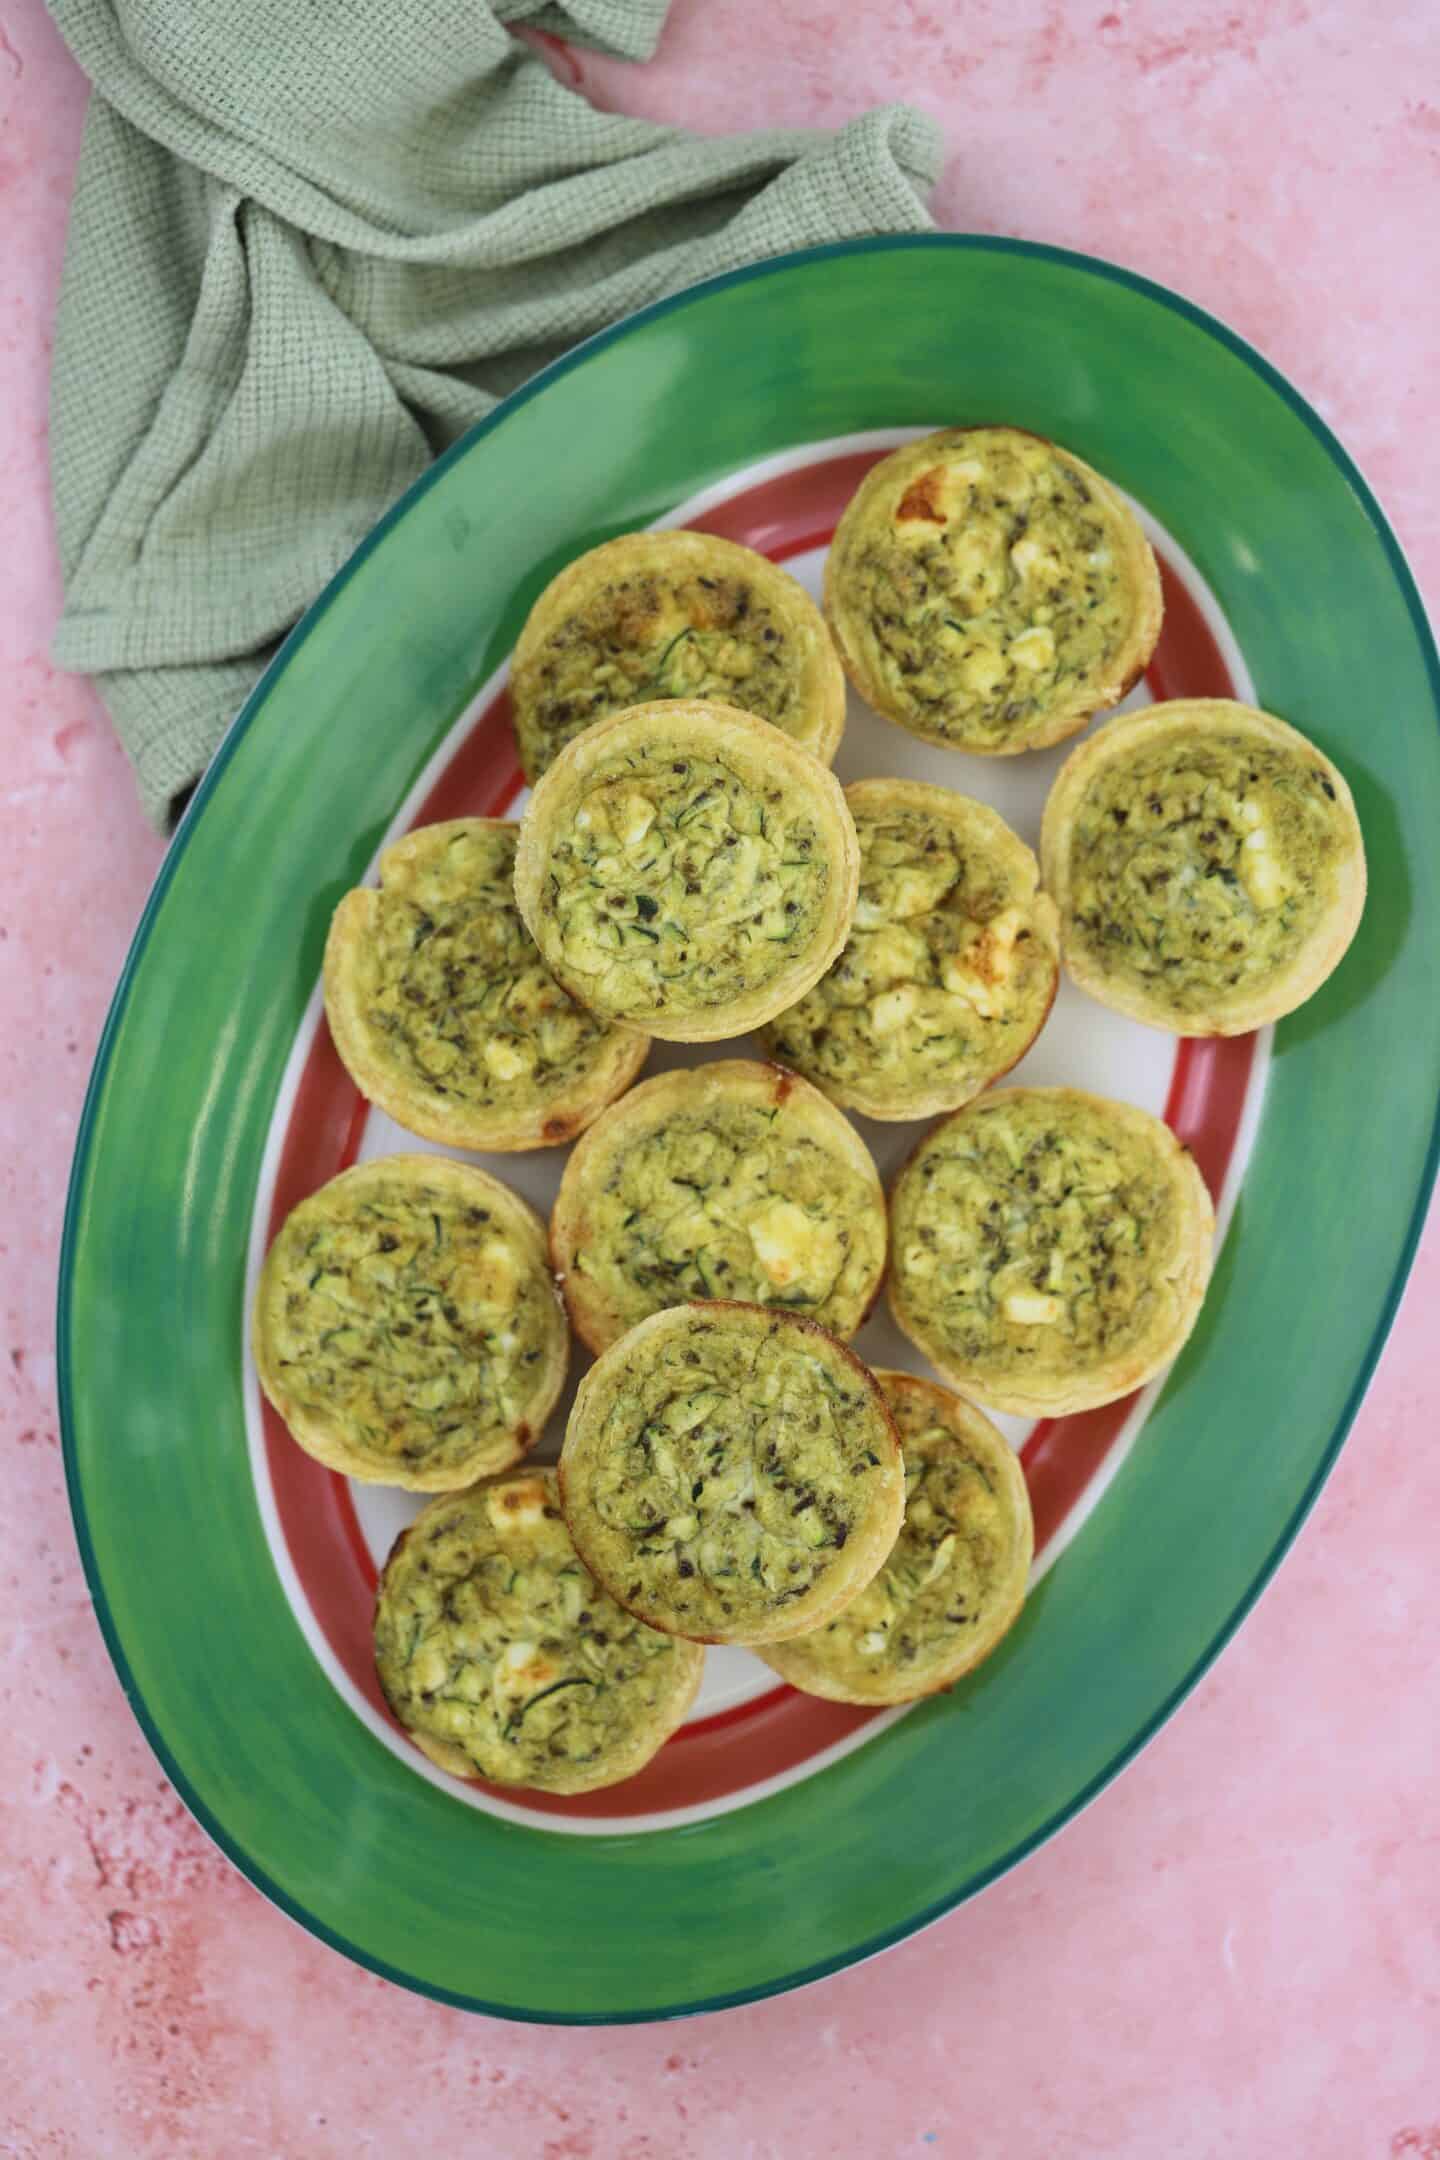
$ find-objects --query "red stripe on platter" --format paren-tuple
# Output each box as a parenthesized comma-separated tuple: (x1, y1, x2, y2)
(260, 447, 1256, 1822)
(1146, 556, 1235, 702)
(410, 686, 523, 827)
(689, 449, 890, 558)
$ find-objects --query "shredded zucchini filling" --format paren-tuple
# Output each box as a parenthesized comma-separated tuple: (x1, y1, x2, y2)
(895, 1101, 1183, 1379)
(266, 1180, 555, 1474)
(587, 1324, 887, 1630)
(356, 824, 621, 1103)
(376, 1481, 686, 1781)
(546, 750, 829, 1018)
(1064, 736, 1350, 1011)
(850, 435, 1133, 743)
(575, 1098, 883, 1332)
(764, 800, 1048, 1096)
(523, 570, 799, 773)
(805, 1426, 1014, 1671)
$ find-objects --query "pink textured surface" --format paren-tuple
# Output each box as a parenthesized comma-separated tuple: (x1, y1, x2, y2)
(3, 0, 1438, 2149)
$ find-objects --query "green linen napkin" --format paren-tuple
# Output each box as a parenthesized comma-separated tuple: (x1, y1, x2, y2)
(45, 0, 942, 828)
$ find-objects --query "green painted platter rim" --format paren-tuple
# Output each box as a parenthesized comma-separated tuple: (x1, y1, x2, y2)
(58, 234, 1440, 2022)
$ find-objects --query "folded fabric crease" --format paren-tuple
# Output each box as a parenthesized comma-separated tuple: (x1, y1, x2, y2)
(45, 0, 942, 826)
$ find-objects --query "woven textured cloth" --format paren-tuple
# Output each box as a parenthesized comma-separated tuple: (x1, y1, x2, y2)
(45, 0, 941, 825)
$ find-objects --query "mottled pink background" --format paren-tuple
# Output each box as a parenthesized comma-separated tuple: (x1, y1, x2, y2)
(3, 1, 1439, 2152)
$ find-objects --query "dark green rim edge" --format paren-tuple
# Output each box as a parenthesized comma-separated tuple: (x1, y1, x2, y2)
(57, 233, 1440, 2025)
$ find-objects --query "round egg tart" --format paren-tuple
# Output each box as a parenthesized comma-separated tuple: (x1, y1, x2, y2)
(374, 1471, 703, 1794)
(513, 700, 860, 1043)
(558, 1303, 904, 1647)
(510, 528, 846, 783)
(824, 425, 1162, 754)
(758, 778, 1060, 1120)
(758, 1370, 1033, 1704)
(253, 1155, 568, 1490)
(888, 1087, 1214, 1418)
(324, 819, 649, 1151)
(1040, 698, 1367, 1036)
(550, 1059, 887, 1354)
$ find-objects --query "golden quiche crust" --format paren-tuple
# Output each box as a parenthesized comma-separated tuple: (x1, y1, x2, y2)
(759, 1369, 1033, 1704)
(513, 699, 860, 1043)
(510, 528, 846, 783)
(558, 1302, 904, 1647)
(1041, 699, 1367, 1035)
(824, 426, 1162, 754)
(550, 1059, 887, 1354)
(888, 1087, 1214, 1417)
(253, 1154, 568, 1490)
(374, 1471, 703, 1794)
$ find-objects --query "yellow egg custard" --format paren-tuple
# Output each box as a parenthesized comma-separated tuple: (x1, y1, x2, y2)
(253, 1155, 568, 1489)
(375, 1471, 703, 1793)
(825, 426, 1161, 754)
(324, 819, 648, 1151)
(759, 1369, 1033, 1703)
(511, 528, 846, 782)
(888, 1087, 1214, 1417)
(1041, 699, 1366, 1034)
(513, 700, 859, 1042)
(559, 1303, 904, 1646)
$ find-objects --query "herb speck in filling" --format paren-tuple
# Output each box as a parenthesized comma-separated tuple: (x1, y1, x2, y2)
(374, 1474, 697, 1790)
(892, 1093, 1193, 1388)
(762, 786, 1056, 1110)
(547, 750, 829, 1020)
(347, 822, 628, 1109)
(834, 430, 1146, 749)
(261, 1165, 561, 1480)
(1064, 735, 1353, 1011)
(521, 569, 802, 776)
(573, 1318, 897, 1637)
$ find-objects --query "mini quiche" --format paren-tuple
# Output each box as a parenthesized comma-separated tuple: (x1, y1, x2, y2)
(889, 1088, 1214, 1417)
(513, 700, 860, 1043)
(759, 1370, 1032, 1704)
(550, 1060, 887, 1353)
(253, 1155, 567, 1490)
(324, 819, 649, 1151)
(558, 1303, 904, 1646)
(824, 426, 1162, 754)
(510, 529, 846, 783)
(1041, 699, 1367, 1035)
(758, 778, 1060, 1120)
(374, 1471, 703, 1793)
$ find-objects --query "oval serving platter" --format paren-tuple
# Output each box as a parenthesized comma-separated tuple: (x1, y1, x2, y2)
(59, 237, 1440, 2022)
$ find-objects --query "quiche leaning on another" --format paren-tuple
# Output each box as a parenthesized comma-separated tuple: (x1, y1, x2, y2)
(558, 1302, 904, 1646)
(1041, 698, 1367, 1035)
(758, 777, 1060, 1120)
(824, 425, 1161, 755)
(888, 1087, 1214, 1418)
(324, 817, 649, 1152)
(513, 700, 860, 1043)
(551, 1059, 887, 1353)
(510, 527, 846, 783)
(253, 1155, 568, 1490)
(375, 1471, 703, 1794)
(759, 1369, 1033, 1705)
